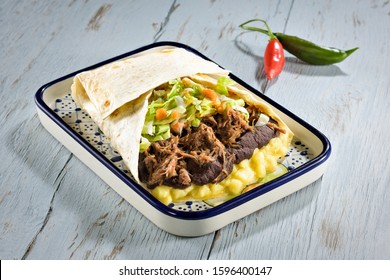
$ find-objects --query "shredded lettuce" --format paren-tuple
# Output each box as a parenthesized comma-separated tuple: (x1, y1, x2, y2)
(219, 95, 249, 120)
(195, 98, 216, 117)
(191, 118, 201, 127)
(142, 124, 170, 142)
(142, 121, 154, 135)
(167, 79, 183, 98)
(191, 84, 202, 98)
(215, 76, 235, 96)
(139, 137, 151, 153)
(141, 76, 249, 151)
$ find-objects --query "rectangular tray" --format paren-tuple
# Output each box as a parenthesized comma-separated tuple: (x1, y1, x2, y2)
(35, 41, 331, 236)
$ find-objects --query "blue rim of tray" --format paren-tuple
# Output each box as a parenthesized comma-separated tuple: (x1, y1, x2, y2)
(35, 41, 332, 220)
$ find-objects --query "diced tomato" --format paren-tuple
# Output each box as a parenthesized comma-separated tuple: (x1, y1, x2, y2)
(155, 108, 168, 121)
(171, 110, 180, 120)
(203, 89, 219, 103)
(216, 104, 224, 114)
(171, 121, 184, 134)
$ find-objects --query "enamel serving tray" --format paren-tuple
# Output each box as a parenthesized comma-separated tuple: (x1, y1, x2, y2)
(35, 41, 331, 236)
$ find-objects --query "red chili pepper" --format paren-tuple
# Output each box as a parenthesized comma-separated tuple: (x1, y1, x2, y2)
(260, 20, 285, 80)
(264, 38, 284, 80)
(241, 19, 285, 80)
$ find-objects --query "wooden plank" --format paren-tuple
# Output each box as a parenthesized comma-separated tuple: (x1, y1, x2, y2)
(0, 0, 83, 259)
(0, 0, 169, 259)
(0, 0, 215, 260)
(0, 115, 71, 259)
(207, 0, 390, 259)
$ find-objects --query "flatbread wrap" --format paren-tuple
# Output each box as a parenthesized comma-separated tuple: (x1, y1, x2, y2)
(71, 48, 293, 205)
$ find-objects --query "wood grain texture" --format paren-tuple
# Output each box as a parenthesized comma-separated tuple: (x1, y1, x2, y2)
(0, 0, 389, 259)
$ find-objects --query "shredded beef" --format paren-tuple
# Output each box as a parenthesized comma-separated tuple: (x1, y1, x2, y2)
(204, 109, 253, 146)
(138, 109, 281, 189)
(139, 123, 234, 189)
(180, 123, 234, 185)
(138, 136, 188, 188)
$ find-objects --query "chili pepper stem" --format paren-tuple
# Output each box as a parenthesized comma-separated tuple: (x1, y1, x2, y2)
(239, 19, 276, 39)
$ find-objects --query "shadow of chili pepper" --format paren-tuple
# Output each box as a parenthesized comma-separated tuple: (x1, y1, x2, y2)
(283, 56, 348, 77)
(234, 34, 263, 60)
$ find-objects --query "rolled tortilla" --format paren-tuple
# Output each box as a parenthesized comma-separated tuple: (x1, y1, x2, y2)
(71, 48, 229, 182)
(72, 48, 229, 119)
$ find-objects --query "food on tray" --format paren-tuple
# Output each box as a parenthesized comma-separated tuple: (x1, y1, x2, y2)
(71, 48, 293, 204)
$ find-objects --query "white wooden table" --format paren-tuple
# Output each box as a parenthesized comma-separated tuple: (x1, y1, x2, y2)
(1, 0, 389, 259)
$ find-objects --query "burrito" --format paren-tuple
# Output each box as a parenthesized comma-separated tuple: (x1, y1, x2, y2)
(71, 48, 293, 205)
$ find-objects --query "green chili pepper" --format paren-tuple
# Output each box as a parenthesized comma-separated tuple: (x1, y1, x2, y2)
(239, 19, 358, 65)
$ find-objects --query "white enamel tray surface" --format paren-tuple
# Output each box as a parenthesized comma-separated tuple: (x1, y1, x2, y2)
(35, 42, 331, 236)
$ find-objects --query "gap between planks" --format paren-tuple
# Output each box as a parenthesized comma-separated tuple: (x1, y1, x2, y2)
(21, 154, 73, 259)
